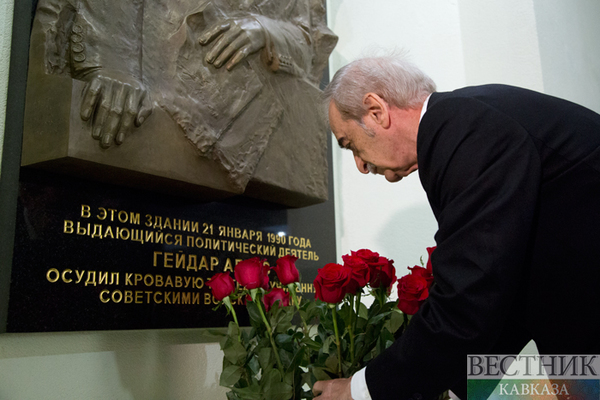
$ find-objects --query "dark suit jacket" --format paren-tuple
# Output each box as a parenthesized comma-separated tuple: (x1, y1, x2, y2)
(365, 85, 600, 400)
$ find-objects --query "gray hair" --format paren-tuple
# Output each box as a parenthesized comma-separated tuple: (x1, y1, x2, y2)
(323, 55, 436, 122)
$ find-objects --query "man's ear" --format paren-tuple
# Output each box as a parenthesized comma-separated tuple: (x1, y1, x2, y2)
(362, 93, 390, 128)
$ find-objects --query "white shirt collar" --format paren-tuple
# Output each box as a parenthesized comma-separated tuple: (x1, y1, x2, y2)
(419, 93, 432, 123)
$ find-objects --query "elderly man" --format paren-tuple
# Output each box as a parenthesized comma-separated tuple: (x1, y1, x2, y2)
(313, 56, 600, 400)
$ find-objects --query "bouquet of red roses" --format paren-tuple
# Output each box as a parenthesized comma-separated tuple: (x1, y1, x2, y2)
(207, 248, 436, 400)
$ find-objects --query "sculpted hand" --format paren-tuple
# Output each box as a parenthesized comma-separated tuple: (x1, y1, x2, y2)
(198, 16, 266, 70)
(313, 378, 354, 400)
(80, 70, 153, 149)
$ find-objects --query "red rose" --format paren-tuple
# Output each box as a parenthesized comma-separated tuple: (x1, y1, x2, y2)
(342, 254, 370, 294)
(235, 257, 270, 290)
(397, 273, 430, 315)
(263, 288, 290, 312)
(314, 263, 353, 304)
(425, 246, 436, 272)
(368, 257, 397, 290)
(272, 255, 300, 285)
(260, 267, 270, 290)
(409, 265, 434, 286)
(206, 272, 236, 301)
(352, 249, 380, 264)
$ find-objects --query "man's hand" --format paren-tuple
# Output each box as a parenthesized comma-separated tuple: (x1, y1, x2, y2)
(198, 16, 266, 70)
(80, 70, 152, 149)
(313, 378, 354, 400)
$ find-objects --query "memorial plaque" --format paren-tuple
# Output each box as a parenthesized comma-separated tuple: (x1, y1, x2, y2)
(0, 0, 337, 333)
(6, 168, 335, 332)
(20, 0, 339, 208)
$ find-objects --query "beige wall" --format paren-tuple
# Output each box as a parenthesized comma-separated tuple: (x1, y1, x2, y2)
(1, 0, 600, 399)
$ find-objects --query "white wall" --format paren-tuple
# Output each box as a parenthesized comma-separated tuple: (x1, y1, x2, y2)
(1, 0, 600, 399)
(327, 0, 599, 398)
(328, 0, 463, 276)
(533, 0, 600, 112)
(327, 0, 600, 278)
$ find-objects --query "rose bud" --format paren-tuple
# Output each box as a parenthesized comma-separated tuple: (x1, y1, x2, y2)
(369, 257, 397, 290)
(425, 246, 436, 272)
(342, 254, 370, 294)
(235, 257, 270, 290)
(206, 272, 236, 301)
(397, 273, 430, 315)
(263, 287, 290, 312)
(314, 263, 352, 304)
(409, 265, 434, 287)
(272, 255, 300, 285)
(351, 248, 380, 264)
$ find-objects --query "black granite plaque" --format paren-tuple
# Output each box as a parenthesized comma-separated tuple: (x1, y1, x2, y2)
(5, 168, 335, 332)
(0, 0, 336, 333)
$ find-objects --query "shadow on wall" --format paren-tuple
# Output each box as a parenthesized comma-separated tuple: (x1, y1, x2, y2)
(109, 329, 228, 400)
(0, 329, 228, 400)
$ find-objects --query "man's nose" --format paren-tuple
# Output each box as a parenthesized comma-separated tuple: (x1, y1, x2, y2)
(354, 155, 369, 174)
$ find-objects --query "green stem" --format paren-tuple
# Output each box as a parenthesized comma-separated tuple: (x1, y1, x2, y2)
(350, 292, 361, 365)
(378, 287, 385, 308)
(331, 305, 343, 378)
(222, 296, 241, 342)
(288, 284, 309, 335)
(255, 291, 285, 374)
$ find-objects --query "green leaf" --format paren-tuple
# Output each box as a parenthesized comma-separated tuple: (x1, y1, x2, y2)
(226, 390, 241, 400)
(248, 355, 260, 376)
(231, 385, 262, 400)
(358, 302, 369, 319)
(369, 310, 391, 325)
(356, 317, 367, 331)
(386, 309, 404, 334)
(220, 365, 244, 387)
(279, 347, 293, 370)
(286, 347, 306, 374)
(310, 366, 337, 381)
(275, 333, 294, 352)
(302, 299, 321, 323)
(263, 368, 282, 391)
(271, 304, 295, 334)
(227, 321, 240, 338)
(322, 334, 335, 354)
(301, 337, 322, 351)
(246, 300, 264, 330)
(258, 347, 272, 371)
(268, 382, 294, 400)
(367, 301, 382, 317)
(325, 354, 339, 373)
(338, 302, 354, 327)
(223, 339, 247, 365)
(262, 368, 294, 400)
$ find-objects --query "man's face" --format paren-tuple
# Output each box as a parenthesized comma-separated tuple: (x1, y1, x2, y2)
(328, 102, 418, 183)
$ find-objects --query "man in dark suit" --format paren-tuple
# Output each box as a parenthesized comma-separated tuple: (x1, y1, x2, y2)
(313, 55, 600, 400)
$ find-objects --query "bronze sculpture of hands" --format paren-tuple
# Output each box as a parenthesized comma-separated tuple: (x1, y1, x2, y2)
(198, 16, 266, 70)
(80, 70, 153, 149)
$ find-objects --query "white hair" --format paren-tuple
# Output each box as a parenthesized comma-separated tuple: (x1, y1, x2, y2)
(323, 54, 436, 122)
